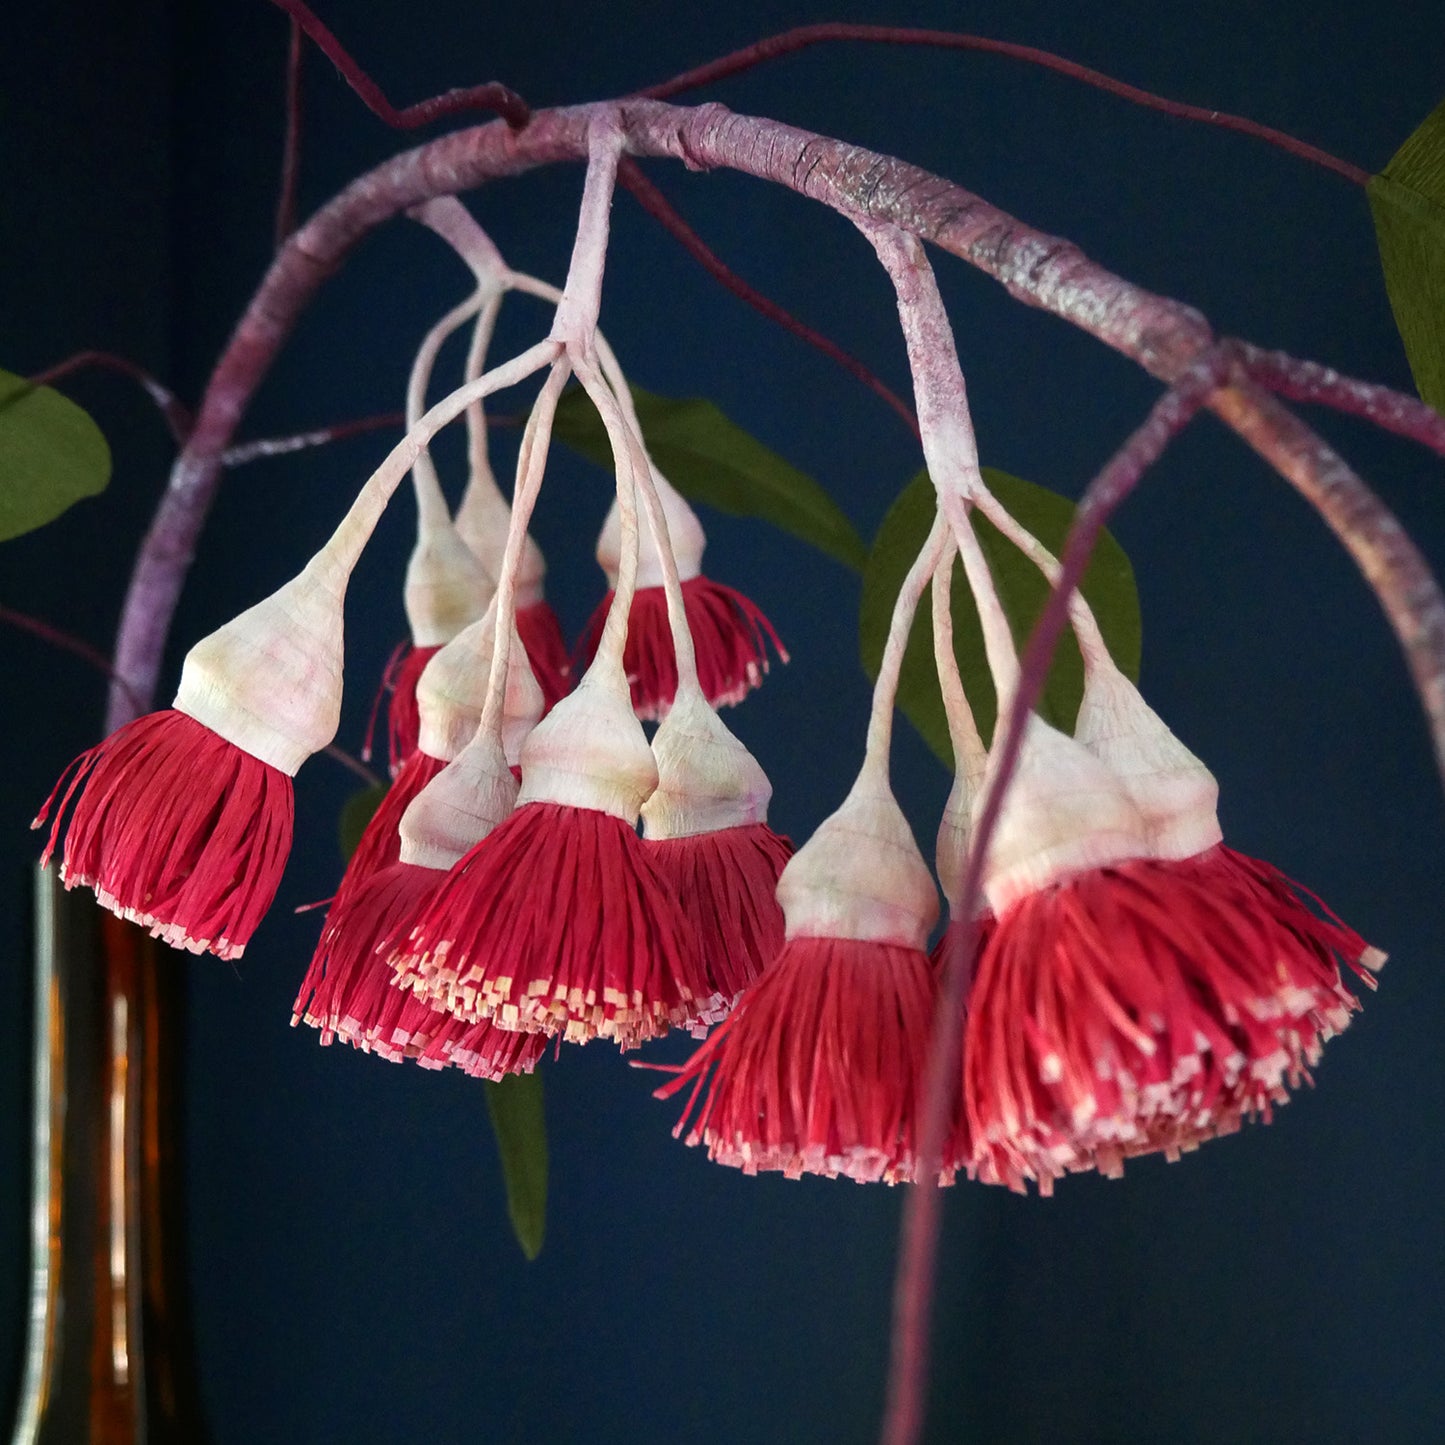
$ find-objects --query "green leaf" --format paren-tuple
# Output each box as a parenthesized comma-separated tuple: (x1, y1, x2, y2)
(1369, 97, 1445, 412)
(551, 383, 867, 572)
(860, 468, 1141, 767)
(0, 368, 111, 541)
(337, 783, 388, 862)
(484, 1070, 548, 1261)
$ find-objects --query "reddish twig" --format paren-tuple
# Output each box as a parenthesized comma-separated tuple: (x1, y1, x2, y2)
(27, 350, 193, 447)
(0, 603, 147, 715)
(619, 158, 919, 437)
(636, 24, 1370, 187)
(322, 743, 383, 788)
(222, 409, 406, 466)
(264, 0, 530, 131)
(1239, 344, 1445, 458)
(275, 16, 305, 247)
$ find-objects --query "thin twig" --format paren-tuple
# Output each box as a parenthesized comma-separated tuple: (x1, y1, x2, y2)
(619, 158, 919, 437)
(27, 350, 193, 447)
(635, 24, 1370, 187)
(222, 410, 406, 466)
(275, 16, 305, 247)
(322, 744, 383, 787)
(263, 0, 530, 131)
(0, 603, 147, 715)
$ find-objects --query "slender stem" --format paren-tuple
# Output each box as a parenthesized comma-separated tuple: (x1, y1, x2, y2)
(27, 351, 192, 448)
(863, 511, 951, 776)
(574, 354, 702, 694)
(321, 744, 383, 787)
(463, 295, 505, 496)
(263, 0, 530, 130)
(275, 16, 304, 248)
(930, 554, 987, 782)
(479, 362, 570, 738)
(617, 157, 919, 436)
(309, 340, 559, 586)
(406, 291, 486, 529)
(636, 24, 1370, 187)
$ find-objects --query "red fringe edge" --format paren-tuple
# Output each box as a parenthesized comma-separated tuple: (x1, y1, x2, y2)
(34, 709, 292, 960)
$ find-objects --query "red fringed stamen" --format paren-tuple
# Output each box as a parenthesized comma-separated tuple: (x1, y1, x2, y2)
(382, 643, 441, 775)
(331, 750, 445, 913)
(657, 937, 942, 1184)
(293, 861, 546, 1081)
(35, 709, 292, 960)
(962, 844, 1381, 1194)
(575, 575, 787, 720)
(396, 801, 720, 1047)
(515, 601, 571, 710)
(645, 824, 793, 1012)
(929, 914, 994, 1173)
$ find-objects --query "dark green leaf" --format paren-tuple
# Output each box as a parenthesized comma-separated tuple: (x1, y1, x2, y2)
(551, 383, 867, 572)
(0, 367, 111, 541)
(337, 783, 388, 862)
(1369, 97, 1445, 412)
(860, 468, 1141, 767)
(484, 1070, 548, 1261)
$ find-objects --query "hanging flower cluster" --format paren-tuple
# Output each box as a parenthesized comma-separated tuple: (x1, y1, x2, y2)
(33, 135, 1381, 1194)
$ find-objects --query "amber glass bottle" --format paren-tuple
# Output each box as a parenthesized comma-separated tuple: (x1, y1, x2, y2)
(11, 869, 208, 1444)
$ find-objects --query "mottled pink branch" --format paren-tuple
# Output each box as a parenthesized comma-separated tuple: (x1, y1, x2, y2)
(1239, 344, 1445, 458)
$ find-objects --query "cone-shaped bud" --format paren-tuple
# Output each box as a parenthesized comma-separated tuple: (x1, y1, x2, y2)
(977, 716, 1150, 916)
(935, 735, 991, 920)
(1073, 660, 1223, 862)
(174, 552, 346, 775)
(641, 686, 771, 839)
(454, 481, 548, 608)
(517, 659, 658, 822)
(777, 774, 939, 950)
(595, 471, 705, 589)
(403, 517, 494, 647)
(415, 601, 544, 767)
(397, 731, 520, 873)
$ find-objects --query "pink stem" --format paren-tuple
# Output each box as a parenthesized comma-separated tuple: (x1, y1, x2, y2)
(275, 16, 305, 247)
(27, 350, 192, 448)
(263, 0, 530, 131)
(635, 23, 1370, 187)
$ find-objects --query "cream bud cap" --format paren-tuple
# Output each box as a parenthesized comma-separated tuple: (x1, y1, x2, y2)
(398, 731, 519, 871)
(777, 776, 939, 951)
(404, 517, 494, 647)
(935, 742, 991, 919)
(640, 686, 772, 840)
(453, 481, 547, 609)
(516, 659, 659, 823)
(978, 715, 1151, 916)
(595, 469, 705, 590)
(415, 601, 544, 766)
(173, 555, 344, 777)
(1073, 661, 1223, 862)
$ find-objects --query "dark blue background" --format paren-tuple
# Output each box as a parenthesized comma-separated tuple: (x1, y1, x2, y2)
(4, 3, 1444, 1441)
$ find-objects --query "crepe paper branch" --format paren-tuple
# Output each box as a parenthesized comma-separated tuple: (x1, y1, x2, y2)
(636, 24, 1370, 188)
(263, 0, 530, 132)
(618, 158, 920, 437)
(27, 350, 193, 448)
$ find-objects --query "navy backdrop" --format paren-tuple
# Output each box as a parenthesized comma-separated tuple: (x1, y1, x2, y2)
(3, 3, 1444, 1442)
